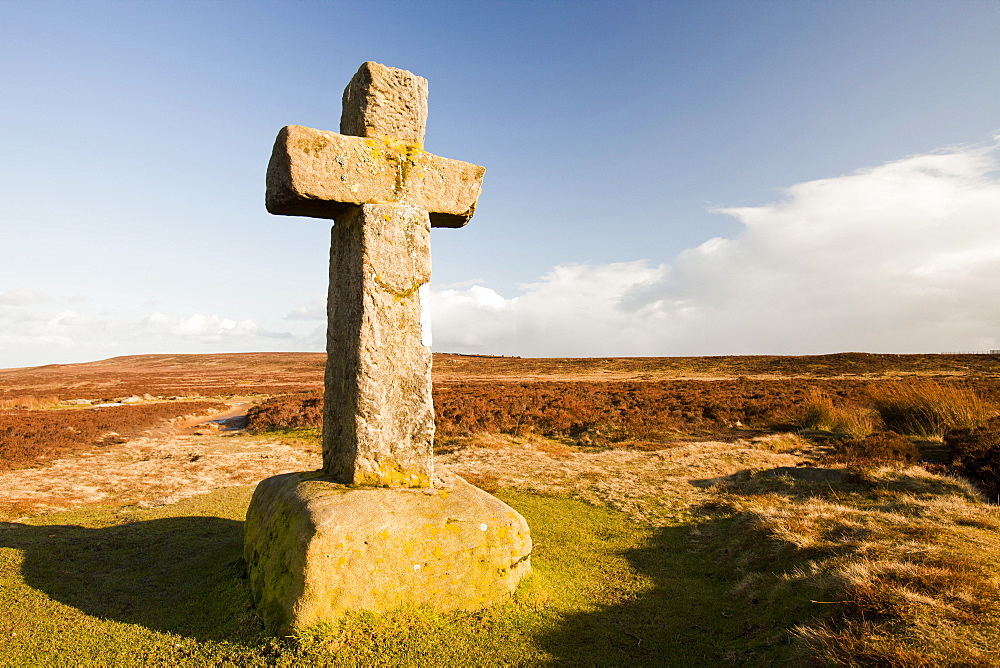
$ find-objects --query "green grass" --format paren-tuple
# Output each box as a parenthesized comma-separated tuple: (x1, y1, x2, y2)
(0, 484, 826, 666)
(6, 468, 994, 666)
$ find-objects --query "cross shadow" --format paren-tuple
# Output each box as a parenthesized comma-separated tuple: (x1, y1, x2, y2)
(538, 464, 979, 665)
(534, 517, 814, 666)
(0, 515, 257, 642)
(534, 465, 875, 666)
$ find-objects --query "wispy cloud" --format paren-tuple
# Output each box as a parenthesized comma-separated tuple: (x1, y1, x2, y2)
(0, 287, 52, 306)
(285, 298, 325, 321)
(430, 139, 1000, 356)
(0, 302, 298, 368)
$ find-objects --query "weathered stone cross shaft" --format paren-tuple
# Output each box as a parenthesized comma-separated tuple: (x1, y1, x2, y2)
(266, 62, 485, 488)
(247, 64, 528, 633)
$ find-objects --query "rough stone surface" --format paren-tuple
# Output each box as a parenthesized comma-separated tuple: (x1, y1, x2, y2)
(265, 125, 484, 228)
(244, 469, 532, 635)
(251, 62, 529, 633)
(324, 203, 434, 488)
(341, 62, 428, 144)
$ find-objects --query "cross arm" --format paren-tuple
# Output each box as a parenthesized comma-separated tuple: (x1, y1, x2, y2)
(266, 125, 485, 228)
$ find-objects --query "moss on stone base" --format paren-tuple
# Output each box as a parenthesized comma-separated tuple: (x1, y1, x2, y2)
(244, 469, 531, 635)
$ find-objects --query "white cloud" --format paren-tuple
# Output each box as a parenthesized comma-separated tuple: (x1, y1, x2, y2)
(0, 305, 297, 368)
(285, 297, 325, 321)
(430, 263, 672, 356)
(168, 313, 265, 341)
(431, 139, 1000, 356)
(0, 287, 51, 306)
(4, 138, 998, 367)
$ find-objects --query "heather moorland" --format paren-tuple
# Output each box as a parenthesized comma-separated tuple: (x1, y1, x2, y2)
(1, 352, 999, 665)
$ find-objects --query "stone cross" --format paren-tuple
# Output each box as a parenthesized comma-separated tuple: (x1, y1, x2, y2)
(266, 62, 485, 488)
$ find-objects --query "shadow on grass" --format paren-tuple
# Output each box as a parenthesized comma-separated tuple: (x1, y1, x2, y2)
(533, 516, 816, 666)
(4, 468, 951, 663)
(542, 465, 990, 666)
(0, 516, 256, 642)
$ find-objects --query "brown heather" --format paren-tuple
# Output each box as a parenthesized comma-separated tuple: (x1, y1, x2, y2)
(246, 392, 322, 432)
(823, 431, 918, 466)
(945, 417, 1000, 501)
(0, 401, 227, 471)
(250, 380, 881, 443)
(3, 353, 1000, 664)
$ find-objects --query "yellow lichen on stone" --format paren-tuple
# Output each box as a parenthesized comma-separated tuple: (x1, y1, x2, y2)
(247, 467, 532, 634)
(297, 133, 330, 157)
(354, 463, 430, 488)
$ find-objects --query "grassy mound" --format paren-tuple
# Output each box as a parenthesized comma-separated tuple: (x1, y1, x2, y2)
(3, 454, 997, 665)
(1, 486, 781, 665)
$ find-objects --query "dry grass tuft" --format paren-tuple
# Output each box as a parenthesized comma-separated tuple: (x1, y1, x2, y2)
(867, 380, 994, 439)
(800, 390, 881, 437)
(714, 466, 1000, 664)
(742, 432, 813, 453)
(0, 395, 61, 410)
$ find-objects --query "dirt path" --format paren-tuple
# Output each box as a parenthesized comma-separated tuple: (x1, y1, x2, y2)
(168, 402, 251, 436)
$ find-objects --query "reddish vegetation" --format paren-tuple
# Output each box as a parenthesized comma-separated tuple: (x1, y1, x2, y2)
(0, 401, 226, 471)
(0, 353, 326, 400)
(4, 351, 1000, 400)
(248, 377, 1000, 442)
(246, 392, 323, 431)
(432, 351, 1000, 382)
(5, 352, 1000, 494)
(250, 380, 871, 442)
(433, 380, 862, 441)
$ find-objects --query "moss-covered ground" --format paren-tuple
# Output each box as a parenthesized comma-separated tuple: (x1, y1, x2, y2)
(0, 483, 819, 666)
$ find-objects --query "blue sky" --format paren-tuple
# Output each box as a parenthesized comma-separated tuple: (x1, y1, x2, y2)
(1, 0, 999, 367)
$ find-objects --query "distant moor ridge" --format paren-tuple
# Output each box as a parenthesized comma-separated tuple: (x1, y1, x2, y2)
(2, 351, 1000, 400)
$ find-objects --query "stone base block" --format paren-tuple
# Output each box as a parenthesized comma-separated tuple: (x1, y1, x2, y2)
(244, 469, 532, 635)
